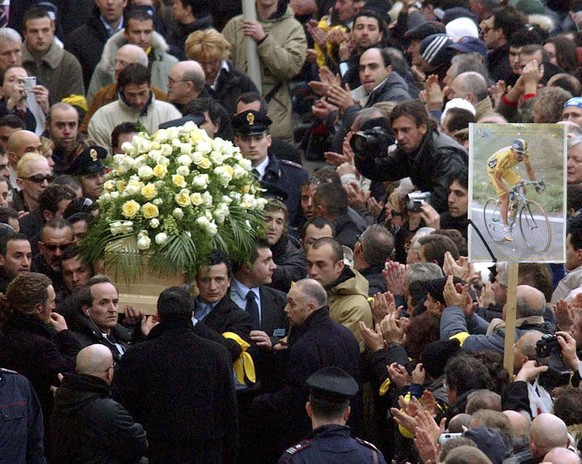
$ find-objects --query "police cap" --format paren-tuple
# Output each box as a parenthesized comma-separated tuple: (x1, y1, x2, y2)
(66, 145, 107, 176)
(232, 110, 272, 135)
(307, 366, 359, 400)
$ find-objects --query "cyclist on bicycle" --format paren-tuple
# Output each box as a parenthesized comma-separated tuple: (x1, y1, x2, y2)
(486, 138, 537, 241)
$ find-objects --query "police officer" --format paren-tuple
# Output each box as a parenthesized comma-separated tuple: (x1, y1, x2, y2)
(232, 110, 308, 228)
(65, 145, 107, 201)
(278, 366, 387, 464)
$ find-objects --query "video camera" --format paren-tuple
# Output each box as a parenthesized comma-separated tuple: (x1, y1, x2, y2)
(535, 334, 571, 389)
(349, 117, 394, 160)
(406, 192, 431, 212)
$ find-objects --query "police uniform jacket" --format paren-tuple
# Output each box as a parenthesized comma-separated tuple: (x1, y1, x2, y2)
(278, 424, 387, 464)
(0, 368, 45, 464)
(251, 306, 360, 453)
(262, 153, 308, 227)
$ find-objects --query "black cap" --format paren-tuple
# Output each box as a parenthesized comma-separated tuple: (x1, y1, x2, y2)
(66, 145, 107, 176)
(307, 366, 358, 400)
(232, 110, 272, 135)
(404, 21, 446, 41)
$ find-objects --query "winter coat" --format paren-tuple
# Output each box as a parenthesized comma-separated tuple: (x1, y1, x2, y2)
(21, 41, 85, 105)
(207, 60, 259, 116)
(112, 319, 237, 464)
(88, 94, 181, 151)
(0, 313, 80, 428)
(88, 29, 178, 100)
(327, 267, 373, 352)
(355, 129, 468, 213)
(270, 235, 307, 293)
(223, 5, 307, 142)
(251, 306, 361, 457)
(65, 8, 112, 89)
(51, 373, 147, 464)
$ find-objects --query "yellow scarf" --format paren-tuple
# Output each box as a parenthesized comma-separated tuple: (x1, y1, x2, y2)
(223, 332, 256, 385)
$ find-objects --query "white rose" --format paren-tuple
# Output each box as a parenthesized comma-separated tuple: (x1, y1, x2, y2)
(241, 194, 254, 209)
(192, 174, 208, 190)
(120, 141, 134, 154)
(155, 232, 168, 244)
(103, 180, 116, 192)
(177, 154, 193, 166)
(222, 195, 232, 205)
(137, 235, 151, 250)
(150, 218, 160, 228)
(202, 191, 213, 206)
(239, 158, 252, 170)
(197, 140, 212, 155)
(196, 215, 210, 229)
(180, 143, 193, 155)
(137, 165, 154, 180)
(135, 137, 152, 153)
(191, 152, 203, 164)
(153, 198, 163, 206)
(210, 150, 224, 165)
(232, 164, 247, 180)
(160, 143, 173, 156)
(158, 156, 171, 166)
(153, 129, 169, 143)
(176, 166, 190, 176)
(183, 120, 196, 131)
(173, 208, 184, 220)
(207, 221, 218, 236)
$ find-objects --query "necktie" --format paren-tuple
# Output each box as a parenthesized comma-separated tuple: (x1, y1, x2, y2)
(246, 291, 260, 330)
(252, 168, 260, 180)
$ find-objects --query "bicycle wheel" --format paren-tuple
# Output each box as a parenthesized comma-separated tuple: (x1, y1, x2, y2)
(483, 198, 505, 242)
(519, 200, 552, 253)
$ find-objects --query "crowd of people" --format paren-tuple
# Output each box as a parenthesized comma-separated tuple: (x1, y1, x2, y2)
(2, 0, 582, 463)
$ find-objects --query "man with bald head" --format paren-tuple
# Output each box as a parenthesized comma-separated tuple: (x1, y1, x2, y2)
(503, 410, 531, 455)
(529, 413, 569, 460)
(543, 447, 581, 464)
(51, 344, 148, 463)
(249, 278, 360, 461)
(166, 60, 206, 111)
(6, 129, 41, 190)
(80, 44, 168, 134)
(46, 103, 81, 172)
(441, 284, 554, 354)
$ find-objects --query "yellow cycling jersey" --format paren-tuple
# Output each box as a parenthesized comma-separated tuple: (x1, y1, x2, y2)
(486, 146, 529, 174)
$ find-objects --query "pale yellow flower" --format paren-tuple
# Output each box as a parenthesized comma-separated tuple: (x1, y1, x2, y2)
(141, 184, 157, 200)
(175, 190, 191, 207)
(190, 192, 203, 206)
(122, 200, 140, 219)
(198, 157, 211, 170)
(117, 180, 127, 192)
(153, 164, 167, 178)
(172, 174, 186, 188)
(142, 202, 159, 219)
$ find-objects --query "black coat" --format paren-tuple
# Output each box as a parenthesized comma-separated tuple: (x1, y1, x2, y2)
(195, 295, 253, 361)
(251, 307, 360, 456)
(65, 9, 111, 89)
(0, 313, 80, 430)
(270, 235, 307, 293)
(207, 61, 259, 116)
(112, 319, 237, 464)
(356, 130, 468, 213)
(70, 314, 132, 362)
(359, 265, 387, 296)
(51, 373, 147, 464)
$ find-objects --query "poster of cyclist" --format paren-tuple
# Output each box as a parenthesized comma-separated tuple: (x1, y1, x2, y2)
(469, 123, 566, 263)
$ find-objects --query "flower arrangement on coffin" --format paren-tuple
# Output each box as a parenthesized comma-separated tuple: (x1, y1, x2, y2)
(82, 121, 267, 281)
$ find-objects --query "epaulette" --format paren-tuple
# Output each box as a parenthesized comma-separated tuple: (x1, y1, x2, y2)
(0, 368, 18, 374)
(279, 159, 303, 169)
(355, 436, 381, 452)
(283, 439, 314, 456)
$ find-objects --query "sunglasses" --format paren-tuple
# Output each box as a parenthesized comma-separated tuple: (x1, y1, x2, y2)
(22, 174, 54, 184)
(42, 242, 71, 252)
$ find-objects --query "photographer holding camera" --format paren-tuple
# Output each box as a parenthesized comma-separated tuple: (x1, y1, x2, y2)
(354, 100, 467, 213)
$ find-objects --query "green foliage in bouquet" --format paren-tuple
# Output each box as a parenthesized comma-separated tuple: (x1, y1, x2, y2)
(81, 122, 267, 281)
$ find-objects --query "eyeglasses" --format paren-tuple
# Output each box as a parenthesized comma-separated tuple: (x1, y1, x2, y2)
(21, 174, 54, 184)
(104, 362, 116, 373)
(42, 242, 71, 252)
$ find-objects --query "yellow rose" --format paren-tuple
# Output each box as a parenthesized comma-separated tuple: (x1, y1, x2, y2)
(142, 202, 159, 219)
(172, 174, 186, 188)
(153, 164, 167, 178)
(190, 192, 203, 206)
(117, 180, 127, 192)
(198, 157, 211, 170)
(141, 184, 157, 200)
(175, 190, 191, 207)
(122, 200, 140, 219)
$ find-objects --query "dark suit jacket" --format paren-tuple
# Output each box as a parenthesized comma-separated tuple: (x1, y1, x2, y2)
(258, 286, 288, 344)
(196, 296, 252, 362)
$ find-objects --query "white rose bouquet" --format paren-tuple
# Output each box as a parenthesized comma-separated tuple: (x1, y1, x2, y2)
(82, 122, 267, 280)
